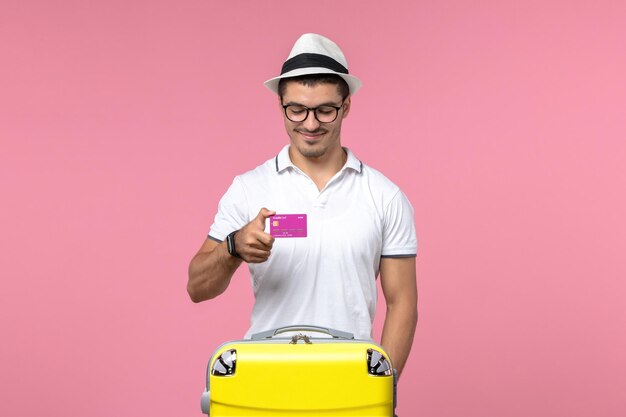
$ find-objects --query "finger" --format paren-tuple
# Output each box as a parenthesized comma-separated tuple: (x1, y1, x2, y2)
(256, 232, 275, 248)
(239, 230, 273, 249)
(254, 207, 276, 228)
(243, 248, 271, 263)
(247, 255, 271, 264)
(248, 240, 268, 250)
(240, 243, 270, 256)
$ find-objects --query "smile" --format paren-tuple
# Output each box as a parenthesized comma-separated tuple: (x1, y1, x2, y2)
(297, 130, 326, 141)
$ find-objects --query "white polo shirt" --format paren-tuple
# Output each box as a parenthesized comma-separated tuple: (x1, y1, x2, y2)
(209, 145, 417, 340)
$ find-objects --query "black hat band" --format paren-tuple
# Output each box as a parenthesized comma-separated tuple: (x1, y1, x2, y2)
(281, 53, 349, 75)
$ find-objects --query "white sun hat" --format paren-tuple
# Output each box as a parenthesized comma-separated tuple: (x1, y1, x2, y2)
(264, 33, 362, 95)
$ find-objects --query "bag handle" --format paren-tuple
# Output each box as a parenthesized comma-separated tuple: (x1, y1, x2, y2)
(251, 325, 354, 340)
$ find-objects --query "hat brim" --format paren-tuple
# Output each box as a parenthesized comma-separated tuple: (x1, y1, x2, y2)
(264, 67, 362, 96)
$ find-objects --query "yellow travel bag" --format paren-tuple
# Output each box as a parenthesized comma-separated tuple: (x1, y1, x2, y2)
(200, 325, 397, 416)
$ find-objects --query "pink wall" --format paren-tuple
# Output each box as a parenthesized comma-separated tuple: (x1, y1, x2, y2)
(1, 1, 625, 416)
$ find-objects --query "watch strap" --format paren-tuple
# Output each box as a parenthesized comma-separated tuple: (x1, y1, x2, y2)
(226, 230, 242, 259)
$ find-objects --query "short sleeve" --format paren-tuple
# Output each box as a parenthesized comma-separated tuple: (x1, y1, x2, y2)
(381, 190, 418, 257)
(208, 177, 250, 242)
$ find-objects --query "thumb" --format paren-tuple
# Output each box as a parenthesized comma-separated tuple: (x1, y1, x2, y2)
(254, 207, 276, 227)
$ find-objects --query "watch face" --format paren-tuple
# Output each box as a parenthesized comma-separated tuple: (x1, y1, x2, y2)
(227, 231, 239, 258)
(227, 233, 234, 253)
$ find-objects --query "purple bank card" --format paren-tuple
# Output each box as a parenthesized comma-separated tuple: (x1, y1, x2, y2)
(270, 214, 307, 238)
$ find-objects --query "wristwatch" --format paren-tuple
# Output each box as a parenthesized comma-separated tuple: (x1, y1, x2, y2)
(226, 230, 242, 259)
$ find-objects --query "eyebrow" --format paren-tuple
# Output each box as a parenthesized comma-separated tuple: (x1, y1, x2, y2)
(282, 100, 343, 107)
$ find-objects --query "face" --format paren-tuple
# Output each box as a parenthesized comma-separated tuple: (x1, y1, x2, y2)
(280, 81, 350, 161)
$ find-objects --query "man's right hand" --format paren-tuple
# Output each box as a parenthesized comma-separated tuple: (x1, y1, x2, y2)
(234, 208, 276, 263)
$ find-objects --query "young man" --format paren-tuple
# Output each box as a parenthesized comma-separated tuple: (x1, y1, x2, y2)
(188, 33, 418, 377)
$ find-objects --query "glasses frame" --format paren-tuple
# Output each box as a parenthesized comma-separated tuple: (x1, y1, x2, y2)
(281, 100, 345, 123)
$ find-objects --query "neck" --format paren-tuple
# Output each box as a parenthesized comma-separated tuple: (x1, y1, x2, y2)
(289, 145, 347, 190)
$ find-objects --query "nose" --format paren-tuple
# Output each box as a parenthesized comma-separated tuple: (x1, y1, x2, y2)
(302, 109, 321, 131)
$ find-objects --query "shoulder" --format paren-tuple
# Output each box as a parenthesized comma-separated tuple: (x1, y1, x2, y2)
(234, 154, 278, 185)
(351, 156, 415, 219)
(345, 148, 400, 192)
(357, 160, 404, 203)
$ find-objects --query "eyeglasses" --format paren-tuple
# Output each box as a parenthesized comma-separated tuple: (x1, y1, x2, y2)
(282, 101, 344, 123)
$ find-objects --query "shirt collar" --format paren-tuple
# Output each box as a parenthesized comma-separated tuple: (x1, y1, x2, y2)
(275, 145, 363, 173)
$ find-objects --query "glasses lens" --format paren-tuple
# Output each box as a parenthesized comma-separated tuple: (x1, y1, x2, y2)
(285, 105, 308, 122)
(315, 106, 339, 123)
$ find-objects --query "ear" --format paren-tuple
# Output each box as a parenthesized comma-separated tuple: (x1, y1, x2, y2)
(342, 96, 351, 119)
(278, 95, 286, 117)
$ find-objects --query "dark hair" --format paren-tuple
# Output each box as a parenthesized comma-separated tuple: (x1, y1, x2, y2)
(278, 74, 350, 99)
